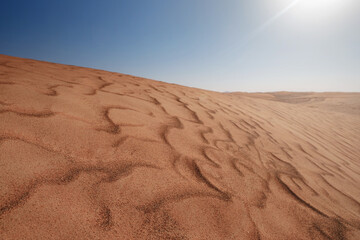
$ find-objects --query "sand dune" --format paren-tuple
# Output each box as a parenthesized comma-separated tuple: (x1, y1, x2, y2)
(0, 54, 359, 239)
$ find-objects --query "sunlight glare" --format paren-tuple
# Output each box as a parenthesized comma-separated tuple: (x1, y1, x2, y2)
(273, 0, 350, 21)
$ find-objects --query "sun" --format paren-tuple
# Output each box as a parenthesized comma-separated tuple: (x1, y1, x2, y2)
(270, 0, 351, 26)
(296, 0, 346, 13)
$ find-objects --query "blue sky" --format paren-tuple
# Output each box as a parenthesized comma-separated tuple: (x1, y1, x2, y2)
(1, 0, 359, 92)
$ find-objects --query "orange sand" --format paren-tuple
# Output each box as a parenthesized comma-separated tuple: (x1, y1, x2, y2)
(0, 54, 359, 239)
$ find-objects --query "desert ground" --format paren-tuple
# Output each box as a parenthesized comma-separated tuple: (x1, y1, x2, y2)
(0, 54, 359, 239)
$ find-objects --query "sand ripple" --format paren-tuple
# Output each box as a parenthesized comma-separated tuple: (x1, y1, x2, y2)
(1, 55, 360, 239)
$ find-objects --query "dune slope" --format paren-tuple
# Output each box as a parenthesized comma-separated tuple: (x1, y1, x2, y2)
(0, 54, 360, 239)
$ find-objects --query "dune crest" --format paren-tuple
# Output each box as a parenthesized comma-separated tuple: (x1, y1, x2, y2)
(1, 54, 359, 239)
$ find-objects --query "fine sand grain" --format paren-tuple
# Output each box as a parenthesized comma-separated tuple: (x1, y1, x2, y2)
(0, 54, 359, 239)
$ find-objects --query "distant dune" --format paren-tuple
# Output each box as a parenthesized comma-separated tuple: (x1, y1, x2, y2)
(1, 54, 359, 240)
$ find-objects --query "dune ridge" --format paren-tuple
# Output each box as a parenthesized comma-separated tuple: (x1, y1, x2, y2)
(0, 54, 359, 239)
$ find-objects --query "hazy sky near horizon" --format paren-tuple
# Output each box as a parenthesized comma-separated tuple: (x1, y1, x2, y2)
(1, 0, 359, 92)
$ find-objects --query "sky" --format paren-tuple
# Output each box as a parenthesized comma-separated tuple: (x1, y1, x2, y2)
(1, 0, 359, 92)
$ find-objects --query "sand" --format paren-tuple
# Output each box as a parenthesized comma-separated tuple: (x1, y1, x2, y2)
(0, 54, 359, 239)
